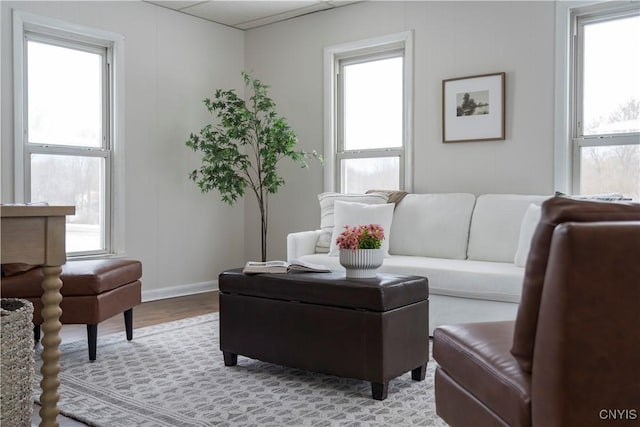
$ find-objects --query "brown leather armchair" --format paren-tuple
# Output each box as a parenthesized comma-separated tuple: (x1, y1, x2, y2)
(433, 196, 640, 427)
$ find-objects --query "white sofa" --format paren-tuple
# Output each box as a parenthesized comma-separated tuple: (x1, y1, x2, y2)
(287, 193, 550, 334)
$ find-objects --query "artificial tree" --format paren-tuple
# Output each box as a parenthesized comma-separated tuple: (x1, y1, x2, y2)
(186, 72, 318, 262)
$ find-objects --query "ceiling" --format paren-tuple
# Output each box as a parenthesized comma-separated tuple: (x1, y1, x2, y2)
(145, 1, 361, 30)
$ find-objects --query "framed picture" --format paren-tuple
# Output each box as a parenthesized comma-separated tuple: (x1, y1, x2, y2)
(442, 72, 505, 143)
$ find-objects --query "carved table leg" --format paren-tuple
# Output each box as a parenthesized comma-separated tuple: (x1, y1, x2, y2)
(39, 266, 63, 427)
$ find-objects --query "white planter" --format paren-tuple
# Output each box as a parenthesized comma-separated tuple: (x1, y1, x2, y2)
(339, 248, 384, 279)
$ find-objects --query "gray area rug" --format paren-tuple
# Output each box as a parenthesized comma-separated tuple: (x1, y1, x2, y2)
(34, 313, 447, 426)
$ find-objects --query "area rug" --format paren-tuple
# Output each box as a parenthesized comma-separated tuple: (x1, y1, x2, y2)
(34, 313, 447, 426)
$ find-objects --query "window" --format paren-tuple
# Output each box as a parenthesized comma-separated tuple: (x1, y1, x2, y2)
(324, 32, 413, 193)
(569, 3, 640, 200)
(13, 11, 124, 256)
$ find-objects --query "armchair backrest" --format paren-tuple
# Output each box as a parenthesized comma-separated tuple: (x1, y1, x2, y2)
(511, 196, 640, 372)
(531, 220, 640, 426)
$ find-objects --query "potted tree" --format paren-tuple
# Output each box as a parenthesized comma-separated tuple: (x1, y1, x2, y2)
(186, 72, 319, 261)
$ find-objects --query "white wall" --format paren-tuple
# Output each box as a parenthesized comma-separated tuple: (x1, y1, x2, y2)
(0, 1, 246, 299)
(1, 1, 559, 289)
(244, 1, 556, 261)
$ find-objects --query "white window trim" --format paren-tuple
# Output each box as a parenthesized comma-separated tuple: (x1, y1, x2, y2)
(12, 10, 126, 257)
(323, 31, 414, 193)
(554, 1, 640, 195)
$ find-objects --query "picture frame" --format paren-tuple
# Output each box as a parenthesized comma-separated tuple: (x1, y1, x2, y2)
(442, 72, 505, 143)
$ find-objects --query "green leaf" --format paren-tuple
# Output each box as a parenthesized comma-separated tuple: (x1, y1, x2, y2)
(184, 72, 322, 258)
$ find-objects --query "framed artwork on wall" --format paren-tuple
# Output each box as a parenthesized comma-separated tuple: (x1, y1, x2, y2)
(442, 72, 505, 143)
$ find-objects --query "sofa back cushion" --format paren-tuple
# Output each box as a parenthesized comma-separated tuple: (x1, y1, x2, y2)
(513, 203, 543, 267)
(389, 193, 476, 259)
(316, 192, 388, 253)
(467, 194, 550, 263)
(512, 196, 640, 373)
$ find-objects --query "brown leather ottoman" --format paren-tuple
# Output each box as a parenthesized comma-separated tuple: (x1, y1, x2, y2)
(218, 269, 429, 400)
(1, 259, 142, 361)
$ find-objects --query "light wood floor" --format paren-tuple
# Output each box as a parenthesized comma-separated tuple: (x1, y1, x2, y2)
(32, 291, 220, 426)
(58, 291, 220, 344)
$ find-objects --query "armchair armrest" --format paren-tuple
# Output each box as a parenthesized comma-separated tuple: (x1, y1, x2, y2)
(287, 230, 322, 262)
(532, 221, 640, 426)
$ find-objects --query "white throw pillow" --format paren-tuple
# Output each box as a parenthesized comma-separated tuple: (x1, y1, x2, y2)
(316, 192, 388, 253)
(329, 201, 395, 257)
(513, 204, 542, 267)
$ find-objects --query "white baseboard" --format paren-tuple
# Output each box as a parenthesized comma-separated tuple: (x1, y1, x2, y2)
(141, 280, 218, 302)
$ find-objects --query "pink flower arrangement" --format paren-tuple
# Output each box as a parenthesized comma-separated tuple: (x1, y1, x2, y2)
(336, 224, 385, 251)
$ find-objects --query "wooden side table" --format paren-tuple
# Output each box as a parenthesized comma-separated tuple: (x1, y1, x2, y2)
(1, 205, 75, 427)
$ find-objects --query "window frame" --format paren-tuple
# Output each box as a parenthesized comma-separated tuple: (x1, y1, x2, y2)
(13, 10, 126, 258)
(555, 1, 640, 195)
(324, 31, 413, 193)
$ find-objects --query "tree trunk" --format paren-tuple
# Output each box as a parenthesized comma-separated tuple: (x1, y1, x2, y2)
(261, 214, 267, 262)
(260, 196, 268, 262)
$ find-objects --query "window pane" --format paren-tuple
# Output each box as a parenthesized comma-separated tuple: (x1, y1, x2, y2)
(31, 154, 105, 252)
(580, 145, 640, 201)
(343, 56, 403, 150)
(582, 15, 640, 135)
(341, 157, 400, 194)
(27, 41, 103, 147)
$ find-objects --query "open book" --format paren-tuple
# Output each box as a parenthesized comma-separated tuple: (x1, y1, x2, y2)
(242, 259, 331, 274)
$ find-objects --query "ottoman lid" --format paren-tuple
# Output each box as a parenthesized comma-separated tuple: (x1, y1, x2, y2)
(1, 259, 142, 297)
(219, 269, 428, 312)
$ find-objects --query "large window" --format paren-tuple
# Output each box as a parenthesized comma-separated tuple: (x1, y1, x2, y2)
(325, 32, 413, 193)
(570, 3, 640, 200)
(14, 11, 124, 256)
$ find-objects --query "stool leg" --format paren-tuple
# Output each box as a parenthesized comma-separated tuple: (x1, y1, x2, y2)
(87, 324, 98, 361)
(34, 324, 41, 343)
(223, 351, 238, 366)
(412, 363, 427, 381)
(124, 308, 133, 341)
(371, 382, 388, 400)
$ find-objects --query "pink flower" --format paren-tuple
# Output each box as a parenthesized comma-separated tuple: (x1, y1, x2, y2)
(336, 223, 385, 251)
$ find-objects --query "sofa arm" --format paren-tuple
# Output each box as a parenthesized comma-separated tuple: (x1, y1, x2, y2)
(287, 230, 322, 262)
(532, 221, 640, 427)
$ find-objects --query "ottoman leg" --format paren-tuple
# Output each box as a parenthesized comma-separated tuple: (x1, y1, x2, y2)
(412, 363, 427, 381)
(371, 382, 388, 401)
(223, 351, 238, 366)
(124, 308, 133, 341)
(87, 324, 98, 361)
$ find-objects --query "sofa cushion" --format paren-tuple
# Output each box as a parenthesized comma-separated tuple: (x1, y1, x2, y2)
(329, 201, 395, 256)
(434, 321, 531, 427)
(467, 194, 550, 263)
(382, 256, 524, 303)
(513, 204, 542, 267)
(389, 193, 476, 260)
(299, 254, 524, 303)
(511, 196, 640, 373)
(316, 192, 388, 253)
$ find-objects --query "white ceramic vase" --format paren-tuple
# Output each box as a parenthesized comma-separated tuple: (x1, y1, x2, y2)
(339, 248, 384, 279)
